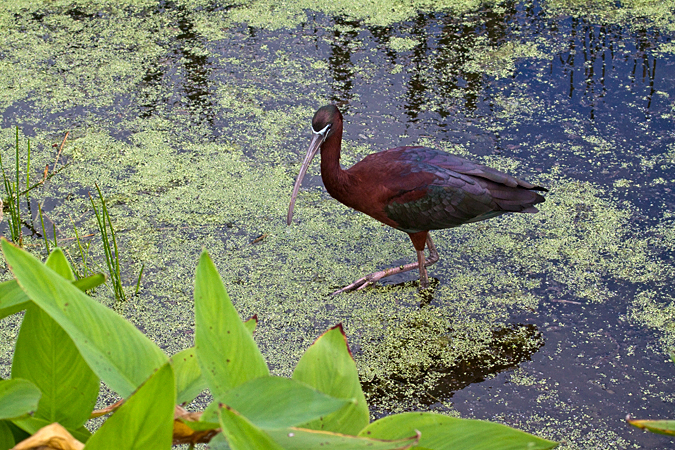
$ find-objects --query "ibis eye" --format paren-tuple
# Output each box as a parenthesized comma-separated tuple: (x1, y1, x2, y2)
(313, 124, 331, 140)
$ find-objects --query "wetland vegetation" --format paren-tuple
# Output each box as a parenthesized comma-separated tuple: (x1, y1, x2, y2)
(1, 0, 675, 448)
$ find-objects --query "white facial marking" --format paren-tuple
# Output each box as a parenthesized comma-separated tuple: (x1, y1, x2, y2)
(312, 123, 331, 138)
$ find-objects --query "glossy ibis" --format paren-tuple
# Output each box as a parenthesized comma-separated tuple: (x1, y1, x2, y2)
(287, 105, 547, 294)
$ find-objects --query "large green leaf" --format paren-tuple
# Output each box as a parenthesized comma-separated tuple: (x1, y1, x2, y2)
(72, 273, 106, 292)
(0, 279, 28, 320)
(205, 432, 230, 450)
(1, 239, 168, 398)
(216, 415, 418, 450)
(204, 432, 230, 449)
(172, 347, 208, 405)
(44, 249, 106, 292)
(266, 427, 419, 449)
(84, 362, 175, 450)
(0, 420, 14, 450)
(201, 376, 351, 429)
(0, 272, 104, 321)
(0, 268, 106, 321)
(217, 404, 283, 450)
(627, 418, 675, 436)
(194, 251, 268, 398)
(359, 412, 558, 450)
(244, 315, 257, 335)
(3, 421, 28, 447)
(9, 251, 100, 429)
(173, 315, 257, 405)
(11, 304, 99, 429)
(44, 248, 76, 281)
(0, 247, 79, 321)
(292, 324, 369, 435)
(0, 379, 40, 420)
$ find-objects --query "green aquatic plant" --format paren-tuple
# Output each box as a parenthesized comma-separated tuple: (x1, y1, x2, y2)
(89, 183, 144, 301)
(1, 128, 68, 250)
(37, 204, 50, 254)
(71, 215, 93, 279)
(0, 128, 28, 246)
(89, 183, 123, 301)
(0, 242, 558, 449)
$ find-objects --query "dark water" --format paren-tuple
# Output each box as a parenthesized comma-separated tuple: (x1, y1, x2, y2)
(1, 1, 675, 448)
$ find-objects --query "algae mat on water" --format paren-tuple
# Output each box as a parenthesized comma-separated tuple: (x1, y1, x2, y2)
(1, 0, 675, 448)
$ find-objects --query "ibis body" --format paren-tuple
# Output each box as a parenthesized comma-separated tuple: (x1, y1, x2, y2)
(287, 105, 547, 293)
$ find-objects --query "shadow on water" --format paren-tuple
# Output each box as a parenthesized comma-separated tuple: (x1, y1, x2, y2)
(428, 324, 543, 398)
(363, 323, 544, 415)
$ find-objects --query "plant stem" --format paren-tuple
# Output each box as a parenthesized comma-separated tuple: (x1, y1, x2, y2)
(134, 263, 145, 296)
(38, 203, 50, 254)
(25, 139, 30, 204)
(72, 216, 90, 276)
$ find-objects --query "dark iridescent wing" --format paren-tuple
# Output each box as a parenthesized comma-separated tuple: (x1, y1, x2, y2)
(375, 147, 546, 233)
(393, 147, 546, 190)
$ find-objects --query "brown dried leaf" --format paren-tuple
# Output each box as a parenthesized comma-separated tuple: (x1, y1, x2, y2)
(174, 405, 201, 421)
(89, 398, 124, 419)
(12, 423, 84, 450)
(172, 405, 219, 445)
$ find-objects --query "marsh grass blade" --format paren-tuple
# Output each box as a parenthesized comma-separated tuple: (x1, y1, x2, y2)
(89, 184, 126, 302)
(71, 216, 91, 277)
(0, 128, 26, 246)
(38, 204, 50, 254)
(134, 263, 145, 297)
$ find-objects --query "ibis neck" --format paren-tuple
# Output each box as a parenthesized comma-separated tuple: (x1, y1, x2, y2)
(319, 129, 350, 198)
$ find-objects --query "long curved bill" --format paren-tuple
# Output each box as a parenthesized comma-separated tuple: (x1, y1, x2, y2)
(287, 132, 324, 225)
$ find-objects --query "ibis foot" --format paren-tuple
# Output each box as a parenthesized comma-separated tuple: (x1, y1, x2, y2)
(331, 236, 439, 295)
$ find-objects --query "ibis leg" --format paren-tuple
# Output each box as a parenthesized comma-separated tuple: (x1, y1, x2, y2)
(417, 236, 439, 289)
(417, 250, 428, 289)
(332, 236, 440, 295)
